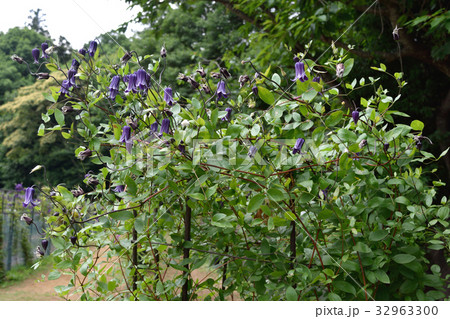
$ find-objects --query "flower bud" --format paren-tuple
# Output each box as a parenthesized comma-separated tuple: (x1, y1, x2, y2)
(36, 73, 50, 80)
(352, 110, 359, 124)
(220, 67, 231, 79)
(238, 75, 250, 88)
(11, 54, 24, 64)
(70, 236, 77, 245)
(336, 63, 345, 78)
(41, 239, 49, 251)
(196, 67, 206, 78)
(359, 139, 367, 149)
(20, 213, 33, 225)
(160, 46, 167, 58)
(121, 51, 133, 64)
(62, 105, 74, 114)
(78, 149, 92, 161)
(383, 143, 389, 152)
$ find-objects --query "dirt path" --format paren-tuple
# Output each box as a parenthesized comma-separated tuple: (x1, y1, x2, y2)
(0, 266, 71, 301)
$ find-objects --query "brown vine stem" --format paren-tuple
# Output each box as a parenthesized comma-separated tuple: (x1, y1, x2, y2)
(350, 233, 368, 301)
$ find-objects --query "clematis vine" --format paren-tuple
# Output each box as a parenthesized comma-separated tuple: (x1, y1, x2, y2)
(221, 107, 232, 121)
(292, 61, 308, 82)
(216, 80, 228, 100)
(108, 75, 120, 100)
(135, 69, 150, 91)
(292, 138, 305, 154)
(41, 42, 49, 59)
(88, 40, 98, 57)
(32, 48, 40, 64)
(119, 125, 132, 153)
(160, 118, 170, 135)
(23, 187, 38, 208)
(164, 87, 175, 106)
(125, 73, 137, 94)
(352, 110, 360, 124)
(58, 79, 71, 97)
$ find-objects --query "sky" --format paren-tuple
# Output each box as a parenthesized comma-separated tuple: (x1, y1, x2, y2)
(0, 0, 144, 49)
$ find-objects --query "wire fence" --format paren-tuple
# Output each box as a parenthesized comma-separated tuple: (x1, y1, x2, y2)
(0, 189, 51, 275)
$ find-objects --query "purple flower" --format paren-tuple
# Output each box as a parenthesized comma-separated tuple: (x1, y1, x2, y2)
(178, 141, 186, 153)
(15, 183, 24, 191)
(23, 187, 38, 208)
(383, 143, 389, 152)
(252, 86, 258, 96)
(221, 107, 232, 121)
(119, 125, 132, 153)
(71, 59, 80, 71)
(292, 61, 308, 82)
(113, 185, 125, 193)
(108, 75, 120, 100)
(248, 145, 257, 158)
(41, 239, 49, 251)
(88, 41, 98, 57)
(58, 79, 71, 97)
(216, 80, 229, 100)
(32, 48, 40, 64)
(164, 87, 175, 106)
(352, 110, 359, 124)
(135, 69, 150, 90)
(79, 48, 87, 55)
(292, 138, 305, 154)
(160, 118, 170, 135)
(312, 76, 321, 83)
(150, 122, 158, 133)
(67, 68, 77, 88)
(41, 43, 49, 59)
(125, 73, 137, 94)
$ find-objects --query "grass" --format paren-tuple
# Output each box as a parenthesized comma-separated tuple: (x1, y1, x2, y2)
(0, 256, 53, 289)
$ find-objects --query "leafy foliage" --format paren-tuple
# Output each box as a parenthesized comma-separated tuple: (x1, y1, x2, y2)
(20, 32, 449, 301)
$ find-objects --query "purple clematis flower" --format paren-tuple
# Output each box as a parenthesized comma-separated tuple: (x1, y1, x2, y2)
(58, 79, 71, 97)
(135, 69, 150, 90)
(67, 68, 78, 88)
(125, 73, 137, 94)
(221, 107, 232, 121)
(352, 110, 359, 124)
(108, 75, 120, 100)
(15, 183, 24, 191)
(160, 118, 170, 135)
(88, 41, 98, 57)
(113, 185, 125, 193)
(23, 187, 38, 208)
(41, 43, 49, 59)
(164, 87, 175, 106)
(119, 125, 132, 153)
(292, 138, 305, 154)
(292, 61, 308, 82)
(32, 48, 40, 64)
(79, 48, 87, 55)
(216, 80, 228, 100)
(248, 145, 257, 158)
(150, 122, 158, 133)
(252, 86, 258, 96)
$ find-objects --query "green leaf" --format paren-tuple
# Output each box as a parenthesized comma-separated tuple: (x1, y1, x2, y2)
(343, 58, 354, 76)
(258, 86, 275, 105)
(325, 110, 343, 127)
(110, 210, 134, 221)
(375, 270, 390, 284)
(267, 188, 285, 202)
(334, 280, 356, 296)
(248, 194, 265, 213)
(411, 120, 424, 131)
(369, 229, 388, 241)
(125, 176, 137, 196)
(392, 254, 416, 264)
(354, 242, 372, 253)
(48, 270, 61, 280)
(226, 124, 243, 138)
(54, 109, 65, 126)
(286, 286, 297, 301)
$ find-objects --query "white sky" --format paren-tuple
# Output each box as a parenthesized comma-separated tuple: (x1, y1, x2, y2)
(0, 0, 144, 49)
